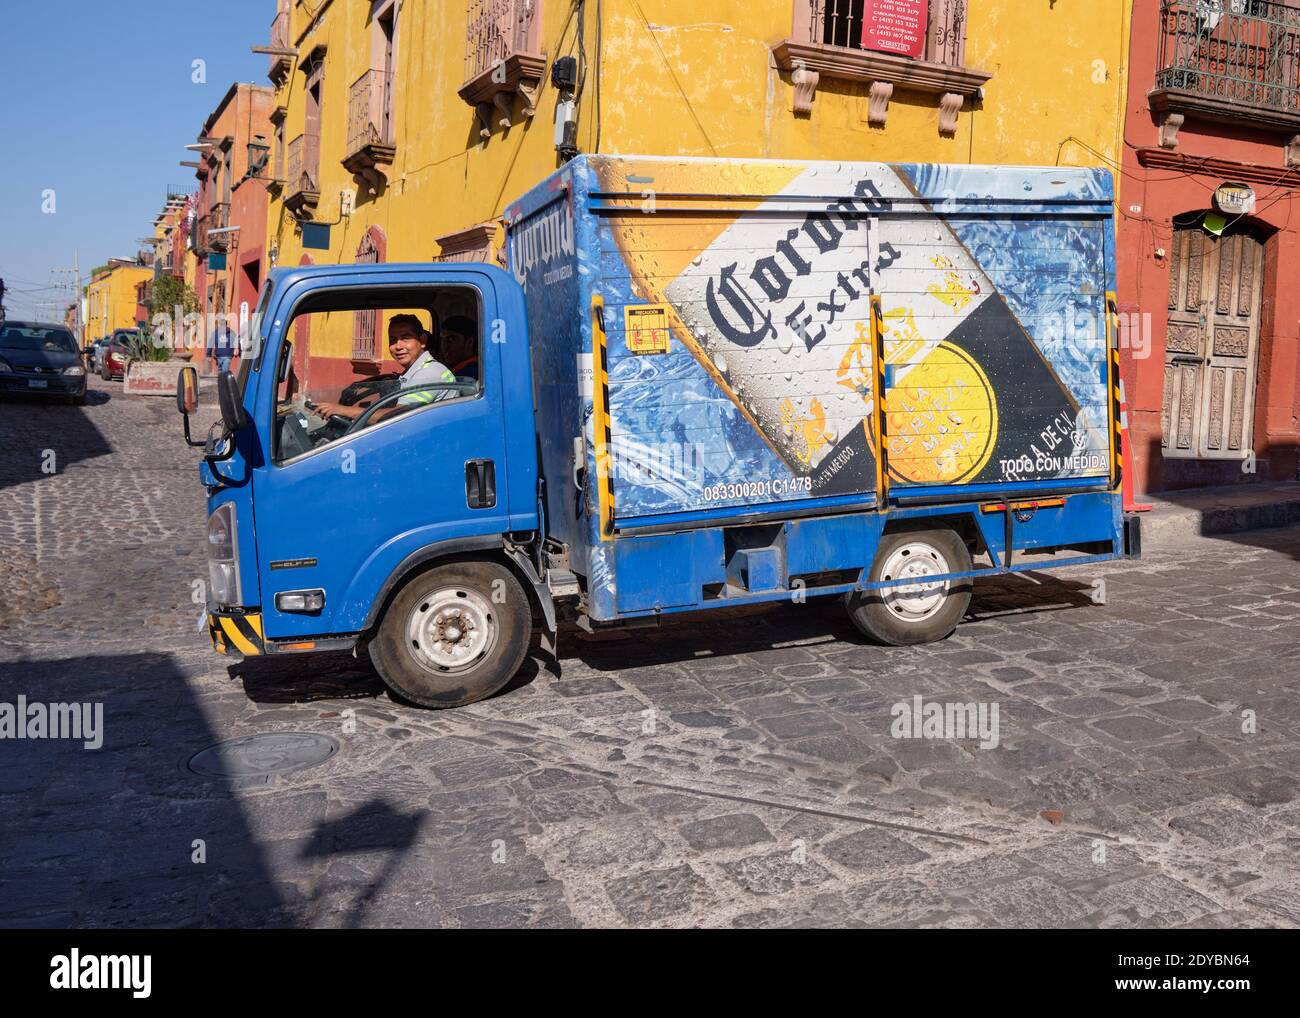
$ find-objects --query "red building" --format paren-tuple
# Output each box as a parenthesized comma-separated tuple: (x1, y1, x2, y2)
(191, 82, 276, 357)
(1119, 0, 1300, 493)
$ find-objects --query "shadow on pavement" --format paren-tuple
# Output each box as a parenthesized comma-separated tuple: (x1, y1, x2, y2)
(220, 573, 1099, 702)
(560, 572, 1100, 674)
(230, 650, 385, 704)
(1223, 526, 1299, 562)
(0, 395, 114, 492)
(228, 642, 547, 707)
(299, 798, 425, 928)
(1, 650, 454, 928)
(0, 652, 283, 927)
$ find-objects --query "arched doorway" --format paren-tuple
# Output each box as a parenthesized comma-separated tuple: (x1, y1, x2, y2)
(1162, 215, 1267, 460)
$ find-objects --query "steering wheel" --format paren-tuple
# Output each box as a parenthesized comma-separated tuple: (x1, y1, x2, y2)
(344, 382, 476, 435)
(302, 397, 358, 426)
(340, 373, 400, 407)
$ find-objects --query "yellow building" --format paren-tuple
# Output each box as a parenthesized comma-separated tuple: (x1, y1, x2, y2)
(83, 261, 152, 345)
(264, 0, 1131, 372)
(182, 195, 199, 298)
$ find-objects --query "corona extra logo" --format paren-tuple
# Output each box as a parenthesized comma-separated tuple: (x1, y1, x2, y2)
(510, 191, 575, 292)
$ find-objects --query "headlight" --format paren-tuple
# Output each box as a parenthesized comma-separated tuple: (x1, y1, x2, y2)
(63, 365, 85, 376)
(0, 357, 11, 372)
(206, 503, 241, 606)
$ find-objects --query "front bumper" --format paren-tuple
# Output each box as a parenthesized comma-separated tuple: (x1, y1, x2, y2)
(0, 372, 86, 396)
(206, 610, 357, 657)
(208, 610, 265, 656)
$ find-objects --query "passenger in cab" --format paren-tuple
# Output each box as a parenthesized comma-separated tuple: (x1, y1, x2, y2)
(439, 315, 479, 382)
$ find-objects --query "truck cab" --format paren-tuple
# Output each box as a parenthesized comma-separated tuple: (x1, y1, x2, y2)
(183, 262, 552, 708)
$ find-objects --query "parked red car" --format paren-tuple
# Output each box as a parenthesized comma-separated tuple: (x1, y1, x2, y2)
(99, 329, 142, 381)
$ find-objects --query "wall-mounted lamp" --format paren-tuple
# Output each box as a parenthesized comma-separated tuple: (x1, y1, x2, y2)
(247, 137, 270, 175)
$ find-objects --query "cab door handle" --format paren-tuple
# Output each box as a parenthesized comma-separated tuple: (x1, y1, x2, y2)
(466, 459, 496, 509)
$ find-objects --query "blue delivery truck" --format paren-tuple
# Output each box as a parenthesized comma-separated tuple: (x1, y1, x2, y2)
(178, 155, 1140, 708)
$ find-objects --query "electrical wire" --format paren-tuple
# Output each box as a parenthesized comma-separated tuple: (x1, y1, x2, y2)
(576, 0, 588, 101)
(0, 272, 70, 289)
(1056, 135, 1221, 188)
(1059, 131, 1298, 280)
(1, 282, 71, 294)
(628, 0, 715, 155)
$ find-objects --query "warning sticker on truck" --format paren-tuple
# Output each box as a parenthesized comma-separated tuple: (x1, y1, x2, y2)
(623, 304, 671, 355)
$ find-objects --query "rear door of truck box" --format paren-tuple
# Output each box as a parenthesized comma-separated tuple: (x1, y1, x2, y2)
(879, 163, 1116, 501)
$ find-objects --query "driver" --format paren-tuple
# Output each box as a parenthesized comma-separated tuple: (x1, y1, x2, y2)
(311, 313, 454, 421)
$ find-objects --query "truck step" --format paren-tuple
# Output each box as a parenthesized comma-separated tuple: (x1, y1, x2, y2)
(546, 569, 581, 598)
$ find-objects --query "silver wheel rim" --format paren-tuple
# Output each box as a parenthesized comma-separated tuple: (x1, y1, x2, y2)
(879, 542, 951, 622)
(406, 586, 498, 673)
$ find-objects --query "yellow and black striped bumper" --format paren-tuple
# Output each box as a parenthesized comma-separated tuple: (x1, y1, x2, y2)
(208, 612, 264, 656)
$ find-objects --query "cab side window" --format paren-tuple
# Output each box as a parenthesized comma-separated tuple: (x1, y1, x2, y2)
(272, 285, 483, 463)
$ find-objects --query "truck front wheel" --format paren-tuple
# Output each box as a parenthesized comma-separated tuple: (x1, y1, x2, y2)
(370, 561, 531, 709)
(845, 528, 972, 646)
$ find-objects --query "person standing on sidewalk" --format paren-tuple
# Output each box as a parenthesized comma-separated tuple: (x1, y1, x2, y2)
(207, 320, 236, 375)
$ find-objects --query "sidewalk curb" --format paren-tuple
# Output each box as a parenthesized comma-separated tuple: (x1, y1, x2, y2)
(1137, 483, 1300, 548)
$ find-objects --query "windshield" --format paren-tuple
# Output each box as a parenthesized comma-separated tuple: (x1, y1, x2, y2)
(0, 325, 78, 353)
(240, 277, 277, 395)
(249, 278, 274, 367)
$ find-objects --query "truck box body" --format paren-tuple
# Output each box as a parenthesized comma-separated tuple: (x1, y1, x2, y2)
(505, 156, 1121, 621)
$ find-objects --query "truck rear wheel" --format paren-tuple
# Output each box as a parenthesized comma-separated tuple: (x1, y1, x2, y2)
(845, 527, 972, 646)
(369, 561, 531, 709)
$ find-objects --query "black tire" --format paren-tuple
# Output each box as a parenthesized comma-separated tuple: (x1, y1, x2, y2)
(70, 391, 87, 406)
(845, 527, 972, 646)
(369, 560, 531, 709)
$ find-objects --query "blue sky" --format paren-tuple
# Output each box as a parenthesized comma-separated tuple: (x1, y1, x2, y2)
(0, 0, 269, 321)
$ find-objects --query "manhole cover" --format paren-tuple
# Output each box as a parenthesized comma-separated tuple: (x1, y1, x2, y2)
(188, 732, 340, 778)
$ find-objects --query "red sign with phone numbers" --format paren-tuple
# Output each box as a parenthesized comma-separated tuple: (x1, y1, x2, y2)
(860, 0, 929, 59)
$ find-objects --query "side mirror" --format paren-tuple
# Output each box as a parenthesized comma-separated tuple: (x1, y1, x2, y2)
(177, 366, 199, 415)
(216, 370, 250, 434)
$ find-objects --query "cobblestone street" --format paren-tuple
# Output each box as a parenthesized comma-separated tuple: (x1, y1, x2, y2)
(2, 377, 1298, 928)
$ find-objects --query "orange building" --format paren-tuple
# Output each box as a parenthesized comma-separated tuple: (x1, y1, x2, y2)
(191, 83, 276, 347)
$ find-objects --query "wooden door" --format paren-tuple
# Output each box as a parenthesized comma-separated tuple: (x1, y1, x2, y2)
(1162, 224, 1264, 460)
